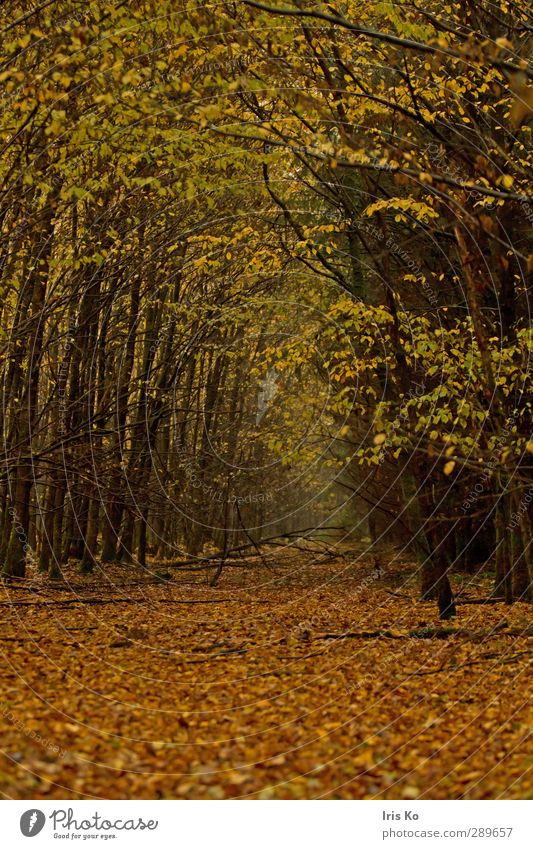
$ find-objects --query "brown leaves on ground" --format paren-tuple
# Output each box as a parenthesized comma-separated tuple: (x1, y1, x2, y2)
(0, 550, 531, 799)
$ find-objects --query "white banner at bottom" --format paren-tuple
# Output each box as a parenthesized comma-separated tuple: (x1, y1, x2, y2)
(3, 800, 530, 848)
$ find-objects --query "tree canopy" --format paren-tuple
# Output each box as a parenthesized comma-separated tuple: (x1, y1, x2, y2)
(0, 0, 531, 801)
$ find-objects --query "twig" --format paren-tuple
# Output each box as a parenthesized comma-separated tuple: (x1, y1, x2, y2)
(385, 590, 414, 600)
(454, 595, 505, 604)
(0, 596, 264, 607)
(408, 649, 532, 677)
(0, 636, 44, 642)
(319, 622, 532, 641)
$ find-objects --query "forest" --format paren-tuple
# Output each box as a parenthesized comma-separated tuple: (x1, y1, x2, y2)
(0, 0, 531, 801)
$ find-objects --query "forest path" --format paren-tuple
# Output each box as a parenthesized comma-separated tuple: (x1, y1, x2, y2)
(0, 550, 531, 799)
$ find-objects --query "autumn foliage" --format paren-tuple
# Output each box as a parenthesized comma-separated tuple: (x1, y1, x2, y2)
(0, 0, 531, 800)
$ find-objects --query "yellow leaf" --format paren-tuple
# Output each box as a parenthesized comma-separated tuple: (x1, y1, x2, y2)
(509, 72, 533, 128)
(373, 433, 386, 446)
(443, 460, 456, 475)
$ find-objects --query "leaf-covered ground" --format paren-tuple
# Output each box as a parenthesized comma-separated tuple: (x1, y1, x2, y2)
(0, 549, 531, 799)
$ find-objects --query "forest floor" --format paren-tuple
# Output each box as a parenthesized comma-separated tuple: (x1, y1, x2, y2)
(0, 547, 531, 799)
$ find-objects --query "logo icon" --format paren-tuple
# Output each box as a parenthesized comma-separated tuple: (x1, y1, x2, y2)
(20, 810, 46, 837)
